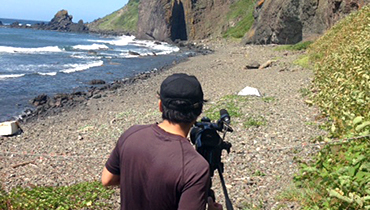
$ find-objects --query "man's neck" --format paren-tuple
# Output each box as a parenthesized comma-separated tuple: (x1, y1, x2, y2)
(158, 120, 193, 138)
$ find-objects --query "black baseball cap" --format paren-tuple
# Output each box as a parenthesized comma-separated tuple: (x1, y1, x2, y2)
(159, 73, 204, 111)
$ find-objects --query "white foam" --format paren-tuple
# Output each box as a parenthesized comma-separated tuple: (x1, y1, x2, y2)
(133, 40, 180, 55)
(60, 60, 104, 74)
(72, 44, 109, 51)
(70, 54, 98, 60)
(0, 46, 62, 54)
(37, 72, 57, 76)
(0, 74, 25, 79)
(89, 35, 136, 46)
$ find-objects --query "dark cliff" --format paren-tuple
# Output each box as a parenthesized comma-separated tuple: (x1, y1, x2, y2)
(90, 0, 369, 44)
(242, 0, 369, 44)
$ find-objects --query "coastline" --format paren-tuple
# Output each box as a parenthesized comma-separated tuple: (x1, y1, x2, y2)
(13, 41, 213, 124)
(0, 41, 326, 209)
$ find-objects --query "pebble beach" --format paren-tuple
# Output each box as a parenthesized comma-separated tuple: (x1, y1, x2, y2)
(0, 41, 326, 209)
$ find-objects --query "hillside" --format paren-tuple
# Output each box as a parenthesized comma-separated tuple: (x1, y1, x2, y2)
(87, 0, 139, 35)
(88, 0, 368, 43)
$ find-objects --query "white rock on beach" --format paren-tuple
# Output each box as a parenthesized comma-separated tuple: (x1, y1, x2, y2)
(237, 86, 261, 97)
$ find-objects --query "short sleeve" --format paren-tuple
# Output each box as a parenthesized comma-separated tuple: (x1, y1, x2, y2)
(105, 141, 121, 175)
(178, 164, 210, 210)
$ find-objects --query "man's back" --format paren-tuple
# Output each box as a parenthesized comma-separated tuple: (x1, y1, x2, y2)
(105, 124, 210, 210)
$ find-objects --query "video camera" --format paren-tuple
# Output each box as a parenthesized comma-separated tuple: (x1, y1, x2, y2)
(190, 109, 234, 210)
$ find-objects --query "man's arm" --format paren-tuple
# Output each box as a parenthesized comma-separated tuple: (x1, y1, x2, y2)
(101, 166, 120, 186)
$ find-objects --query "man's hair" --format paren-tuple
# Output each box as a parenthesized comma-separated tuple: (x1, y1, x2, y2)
(161, 100, 202, 124)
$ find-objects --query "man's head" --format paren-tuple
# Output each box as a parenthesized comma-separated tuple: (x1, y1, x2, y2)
(159, 73, 204, 124)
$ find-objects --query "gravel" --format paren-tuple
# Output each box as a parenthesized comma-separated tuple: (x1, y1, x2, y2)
(0, 41, 326, 209)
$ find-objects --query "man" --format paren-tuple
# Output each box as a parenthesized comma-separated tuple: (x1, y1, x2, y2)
(102, 73, 223, 210)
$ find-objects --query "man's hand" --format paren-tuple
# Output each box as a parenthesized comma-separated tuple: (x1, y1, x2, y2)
(207, 197, 223, 210)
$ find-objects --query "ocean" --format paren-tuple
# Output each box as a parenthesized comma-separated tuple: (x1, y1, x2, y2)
(0, 18, 192, 122)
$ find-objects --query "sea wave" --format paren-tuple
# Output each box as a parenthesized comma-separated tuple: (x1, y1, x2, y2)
(37, 72, 57, 76)
(89, 35, 136, 46)
(72, 44, 109, 51)
(0, 74, 25, 80)
(70, 54, 100, 60)
(133, 40, 180, 55)
(60, 60, 104, 74)
(0, 46, 63, 54)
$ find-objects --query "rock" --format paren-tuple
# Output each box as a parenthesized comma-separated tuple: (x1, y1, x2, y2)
(245, 62, 261, 69)
(22, 10, 89, 33)
(128, 51, 140, 56)
(258, 60, 275, 69)
(10, 22, 21, 27)
(242, 0, 365, 44)
(88, 50, 98, 55)
(88, 79, 106, 85)
(30, 94, 49, 106)
(0, 21, 3, 26)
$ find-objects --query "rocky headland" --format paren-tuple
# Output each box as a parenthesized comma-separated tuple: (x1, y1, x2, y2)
(7, 10, 88, 33)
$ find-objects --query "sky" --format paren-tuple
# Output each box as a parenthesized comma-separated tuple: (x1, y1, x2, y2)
(0, 0, 129, 23)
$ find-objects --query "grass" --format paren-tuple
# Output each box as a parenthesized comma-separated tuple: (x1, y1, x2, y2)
(89, 0, 139, 33)
(293, 55, 311, 69)
(274, 41, 313, 51)
(203, 95, 247, 121)
(261, 96, 276, 103)
(244, 116, 266, 128)
(223, 0, 255, 38)
(0, 181, 115, 210)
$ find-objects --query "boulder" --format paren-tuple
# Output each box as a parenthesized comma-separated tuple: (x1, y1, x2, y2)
(88, 79, 106, 85)
(30, 94, 49, 106)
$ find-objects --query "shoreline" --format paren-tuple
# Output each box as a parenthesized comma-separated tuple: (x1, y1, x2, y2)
(0, 41, 326, 209)
(1, 36, 213, 124)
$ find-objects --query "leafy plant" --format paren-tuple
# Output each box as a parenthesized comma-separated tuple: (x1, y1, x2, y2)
(308, 5, 370, 138)
(286, 6, 370, 210)
(294, 137, 370, 209)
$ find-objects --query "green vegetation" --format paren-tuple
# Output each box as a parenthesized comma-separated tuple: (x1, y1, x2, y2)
(203, 95, 246, 121)
(261, 96, 276, 103)
(0, 181, 115, 209)
(89, 0, 139, 33)
(285, 6, 370, 209)
(223, 0, 255, 39)
(293, 55, 311, 69)
(243, 116, 266, 128)
(295, 138, 370, 209)
(203, 95, 267, 129)
(309, 6, 370, 138)
(274, 41, 313, 51)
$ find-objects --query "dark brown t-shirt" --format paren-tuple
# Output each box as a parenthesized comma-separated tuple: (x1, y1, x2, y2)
(105, 124, 210, 210)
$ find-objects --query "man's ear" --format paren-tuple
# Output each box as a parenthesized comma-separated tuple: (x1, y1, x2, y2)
(158, 100, 163, 112)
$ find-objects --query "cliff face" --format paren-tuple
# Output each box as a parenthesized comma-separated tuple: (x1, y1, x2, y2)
(92, 0, 369, 43)
(242, 0, 369, 44)
(136, 0, 232, 42)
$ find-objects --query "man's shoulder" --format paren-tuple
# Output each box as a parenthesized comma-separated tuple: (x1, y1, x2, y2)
(119, 124, 153, 140)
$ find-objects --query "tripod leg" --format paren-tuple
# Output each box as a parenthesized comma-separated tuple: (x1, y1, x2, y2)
(217, 165, 234, 210)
